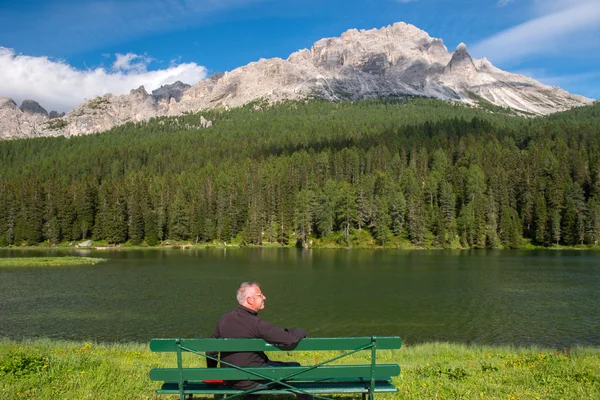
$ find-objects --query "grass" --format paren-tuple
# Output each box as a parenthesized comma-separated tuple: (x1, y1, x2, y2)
(0, 339, 598, 399)
(0, 257, 107, 267)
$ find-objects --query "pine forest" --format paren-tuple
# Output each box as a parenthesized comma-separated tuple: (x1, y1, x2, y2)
(1, 98, 599, 249)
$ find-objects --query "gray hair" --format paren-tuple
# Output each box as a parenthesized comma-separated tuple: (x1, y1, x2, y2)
(237, 281, 260, 305)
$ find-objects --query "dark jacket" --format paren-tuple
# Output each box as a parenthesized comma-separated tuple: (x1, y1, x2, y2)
(206, 305, 307, 389)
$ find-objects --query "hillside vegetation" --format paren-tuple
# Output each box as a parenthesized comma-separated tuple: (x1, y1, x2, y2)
(1, 99, 599, 249)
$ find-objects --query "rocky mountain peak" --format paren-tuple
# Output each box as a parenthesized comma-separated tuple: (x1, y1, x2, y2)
(444, 43, 477, 78)
(130, 86, 150, 98)
(49, 110, 65, 119)
(19, 100, 49, 117)
(0, 21, 594, 139)
(427, 38, 448, 60)
(152, 81, 191, 102)
(0, 97, 18, 110)
(456, 42, 468, 52)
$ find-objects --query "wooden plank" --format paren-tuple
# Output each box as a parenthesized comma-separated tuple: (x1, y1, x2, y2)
(150, 364, 400, 381)
(150, 336, 402, 352)
(157, 381, 399, 394)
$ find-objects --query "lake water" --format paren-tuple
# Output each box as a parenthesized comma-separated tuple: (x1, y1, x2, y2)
(0, 248, 598, 347)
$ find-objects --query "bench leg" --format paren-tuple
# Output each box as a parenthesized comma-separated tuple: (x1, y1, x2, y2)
(362, 393, 366, 400)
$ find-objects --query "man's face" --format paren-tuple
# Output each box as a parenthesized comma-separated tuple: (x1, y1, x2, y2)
(247, 285, 266, 312)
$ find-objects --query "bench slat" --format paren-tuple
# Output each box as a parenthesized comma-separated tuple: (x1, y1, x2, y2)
(150, 336, 401, 352)
(157, 381, 399, 395)
(150, 364, 400, 381)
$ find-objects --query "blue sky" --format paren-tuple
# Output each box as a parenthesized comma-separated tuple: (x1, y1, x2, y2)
(1, 0, 599, 112)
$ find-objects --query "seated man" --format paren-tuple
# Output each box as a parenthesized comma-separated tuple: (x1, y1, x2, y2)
(207, 281, 310, 399)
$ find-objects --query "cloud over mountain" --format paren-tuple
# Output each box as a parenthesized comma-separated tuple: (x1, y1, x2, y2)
(471, 0, 600, 64)
(0, 47, 208, 112)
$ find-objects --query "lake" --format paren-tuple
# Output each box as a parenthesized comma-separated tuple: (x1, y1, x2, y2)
(0, 248, 598, 347)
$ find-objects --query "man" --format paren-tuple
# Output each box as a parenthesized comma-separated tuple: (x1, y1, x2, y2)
(207, 281, 310, 399)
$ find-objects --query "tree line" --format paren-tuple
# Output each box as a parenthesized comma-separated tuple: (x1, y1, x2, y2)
(1, 99, 599, 248)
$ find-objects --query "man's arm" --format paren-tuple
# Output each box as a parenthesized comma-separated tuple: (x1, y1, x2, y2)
(255, 318, 307, 347)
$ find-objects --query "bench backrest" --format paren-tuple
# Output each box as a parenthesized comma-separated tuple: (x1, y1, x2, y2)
(150, 336, 402, 353)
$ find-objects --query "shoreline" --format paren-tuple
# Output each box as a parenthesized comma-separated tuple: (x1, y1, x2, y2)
(2, 242, 600, 251)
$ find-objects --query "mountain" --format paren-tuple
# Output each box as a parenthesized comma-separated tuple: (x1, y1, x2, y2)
(0, 22, 593, 139)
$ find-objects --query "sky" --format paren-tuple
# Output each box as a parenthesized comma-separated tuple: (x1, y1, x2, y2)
(0, 0, 599, 112)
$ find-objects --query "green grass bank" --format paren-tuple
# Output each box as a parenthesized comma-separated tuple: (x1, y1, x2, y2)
(1, 339, 598, 399)
(0, 257, 107, 267)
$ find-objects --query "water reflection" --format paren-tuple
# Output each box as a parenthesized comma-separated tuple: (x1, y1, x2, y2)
(0, 248, 599, 347)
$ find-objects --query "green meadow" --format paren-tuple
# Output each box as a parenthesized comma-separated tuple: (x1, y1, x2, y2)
(0, 257, 106, 267)
(1, 339, 598, 399)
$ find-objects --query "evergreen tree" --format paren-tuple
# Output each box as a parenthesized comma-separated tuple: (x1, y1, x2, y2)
(105, 188, 128, 244)
(562, 181, 586, 245)
(295, 189, 314, 247)
(464, 165, 488, 248)
(485, 188, 500, 248)
(169, 189, 191, 241)
(336, 182, 357, 245)
(388, 187, 406, 237)
(586, 197, 600, 245)
(438, 181, 456, 246)
(315, 179, 337, 237)
(533, 192, 548, 245)
(403, 168, 426, 245)
(373, 196, 392, 245)
(128, 192, 145, 245)
(550, 209, 562, 246)
(499, 206, 522, 248)
(76, 183, 97, 240)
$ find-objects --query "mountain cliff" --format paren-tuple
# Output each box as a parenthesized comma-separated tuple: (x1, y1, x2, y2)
(0, 22, 593, 139)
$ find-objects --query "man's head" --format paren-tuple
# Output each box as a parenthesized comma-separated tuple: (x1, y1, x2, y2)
(237, 281, 266, 312)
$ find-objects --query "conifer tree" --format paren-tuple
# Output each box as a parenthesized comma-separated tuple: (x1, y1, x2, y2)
(336, 182, 357, 245)
(295, 189, 314, 247)
(388, 187, 406, 237)
(315, 179, 337, 237)
(373, 196, 392, 245)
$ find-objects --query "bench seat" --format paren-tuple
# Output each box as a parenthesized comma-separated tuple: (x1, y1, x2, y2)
(157, 380, 398, 395)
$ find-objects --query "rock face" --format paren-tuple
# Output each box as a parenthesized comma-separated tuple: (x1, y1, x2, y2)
(152, 81, 191, 102)
(0, 97, 62, 138)
(19, 100, 49, 117)
(49, 111, 65, 119)
(0, 22, 593, 139)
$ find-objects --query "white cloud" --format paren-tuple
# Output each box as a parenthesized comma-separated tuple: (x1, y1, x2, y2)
(471, 0, 600, 64)
(112, 53, 154, 73)
(0, 47, 208, 112)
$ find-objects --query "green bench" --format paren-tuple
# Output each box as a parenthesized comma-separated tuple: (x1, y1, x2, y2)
(149, 336, 402, 400)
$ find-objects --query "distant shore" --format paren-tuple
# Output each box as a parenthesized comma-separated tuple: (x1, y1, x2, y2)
(2, 240, 599, 251)
(0, 339, 598, 399)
